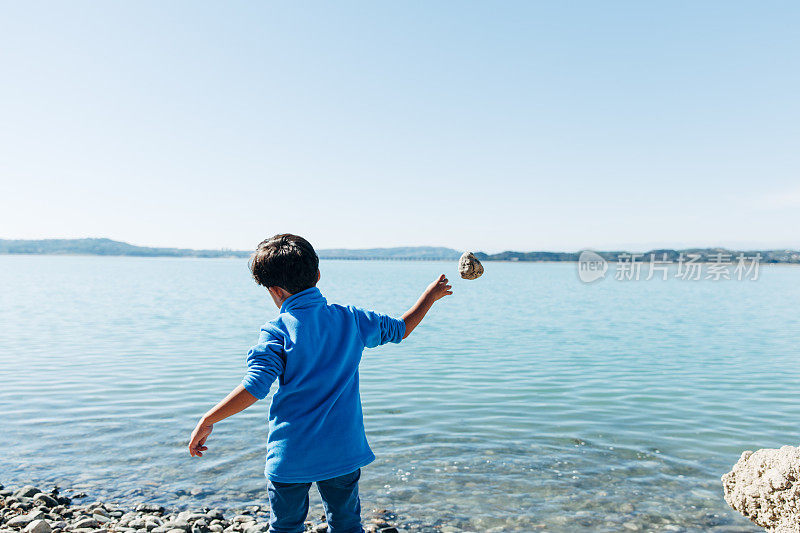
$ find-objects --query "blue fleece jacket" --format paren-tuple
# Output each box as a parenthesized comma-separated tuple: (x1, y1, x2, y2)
(241, 286, 406, 482)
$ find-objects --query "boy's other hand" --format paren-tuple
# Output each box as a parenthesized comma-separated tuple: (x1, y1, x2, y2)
(425, 274, 453, 302)
(189, 419, 213, 457)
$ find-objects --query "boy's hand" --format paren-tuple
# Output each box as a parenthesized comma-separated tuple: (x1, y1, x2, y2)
(188, 419, 213, 457)
(424, 274, 453, 302)
(188, 385, 259, 458)
(402, 274, 452, 339)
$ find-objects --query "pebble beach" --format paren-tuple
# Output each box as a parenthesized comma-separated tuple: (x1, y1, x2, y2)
(0, 484, 403, 533)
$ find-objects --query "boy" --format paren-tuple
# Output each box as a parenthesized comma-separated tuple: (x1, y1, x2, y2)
(188, 234, 452, 533)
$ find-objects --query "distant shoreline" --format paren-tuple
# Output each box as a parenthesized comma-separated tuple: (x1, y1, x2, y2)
(1, 238, 799, 264)
(5, 254, 800, 268)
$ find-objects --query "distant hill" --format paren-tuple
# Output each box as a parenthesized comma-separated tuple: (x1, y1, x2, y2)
(317, 246, 461, 260)
(0, 238, 459, 260)
(474, 248, 800, 264)
(1, 238, 799, 263)
(0, 238, 250, 258)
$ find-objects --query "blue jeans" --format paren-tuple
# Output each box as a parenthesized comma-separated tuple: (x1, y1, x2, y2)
(267, 469, 363, 533)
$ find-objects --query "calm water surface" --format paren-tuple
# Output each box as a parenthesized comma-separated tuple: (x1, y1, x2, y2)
(2, 256, 799, 532)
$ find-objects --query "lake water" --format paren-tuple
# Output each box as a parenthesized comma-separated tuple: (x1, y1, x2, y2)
(2, 255, 799, 532)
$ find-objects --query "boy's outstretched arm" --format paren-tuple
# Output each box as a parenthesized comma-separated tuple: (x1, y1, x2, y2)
(188, 385, 258, 457)
(402, 274, 452, 339)
(189, 327, 284, 457)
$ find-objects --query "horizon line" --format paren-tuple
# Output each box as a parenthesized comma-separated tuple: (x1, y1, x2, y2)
(1, 236, 799, 255)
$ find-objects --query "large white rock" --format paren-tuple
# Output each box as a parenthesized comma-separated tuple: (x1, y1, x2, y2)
(458, 252, 484, 280)
(722, 445, 800, 532)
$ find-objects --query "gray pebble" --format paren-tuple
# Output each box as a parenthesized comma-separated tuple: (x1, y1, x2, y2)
(619, 502, 635, 514)
(72, 518, 100, 530)
(6, 516, 34, 529)
(163, 522, 189, 533)
(13, 487, 40, 499)
(23, 521, 51, 533)
(136, 505, 165, 515)
(31, 495, 57, 509)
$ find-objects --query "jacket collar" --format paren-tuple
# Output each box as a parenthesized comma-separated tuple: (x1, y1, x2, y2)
(280, 286, 326, 313)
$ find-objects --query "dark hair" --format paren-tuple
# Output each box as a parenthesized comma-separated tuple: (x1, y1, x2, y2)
(249, 234, 319, 294)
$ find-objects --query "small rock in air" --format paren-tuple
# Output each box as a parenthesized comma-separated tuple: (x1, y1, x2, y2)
(458, 252, 484, 280)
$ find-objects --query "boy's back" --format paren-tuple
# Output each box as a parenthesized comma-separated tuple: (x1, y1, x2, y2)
(189, 234, 451, 533)
(242, 286, 405, 482)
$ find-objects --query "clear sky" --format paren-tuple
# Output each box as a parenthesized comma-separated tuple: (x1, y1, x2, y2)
(1, 2, 798, 252)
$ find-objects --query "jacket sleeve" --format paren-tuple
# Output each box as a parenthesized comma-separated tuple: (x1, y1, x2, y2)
(241, 325, 285, 400)
(352, 307, 406, 348)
